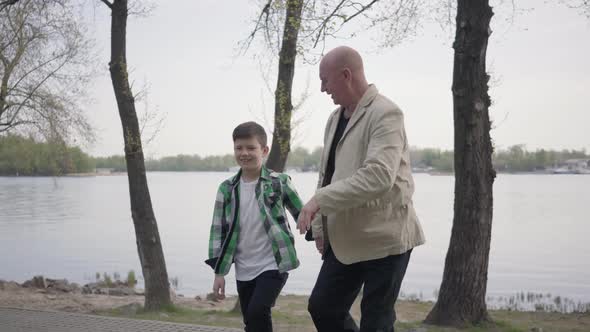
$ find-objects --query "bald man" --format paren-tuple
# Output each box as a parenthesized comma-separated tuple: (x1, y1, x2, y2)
(296, 46, 425, 332)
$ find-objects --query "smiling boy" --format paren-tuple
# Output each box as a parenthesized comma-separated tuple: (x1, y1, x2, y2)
(205, 121, 303, 332)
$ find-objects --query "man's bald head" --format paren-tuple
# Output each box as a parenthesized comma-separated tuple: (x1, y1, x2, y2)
(320, 46, 365, 75)
(319, 46, 369, 111)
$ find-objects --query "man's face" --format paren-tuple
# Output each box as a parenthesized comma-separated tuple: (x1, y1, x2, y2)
(319, 62, 347, 106)
(233, 136, 268, 174)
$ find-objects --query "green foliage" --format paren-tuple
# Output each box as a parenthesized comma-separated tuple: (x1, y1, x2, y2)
(98, 295, 589, 331)
(93, 155, 126, 172)
(127, 270, 136, 288)
(3, 134, 583, 176)
(0, 134, 95, 176)
(410, 148, 455, 172)
(103, 273, 113, 287)
(410, 145, 589, 174)
(92, 146, 322, 172)
(142, 154, 236, 172)
(87, 145, 589, 174)
(285, 146, 322, 171)
(493, 145, 588, 172)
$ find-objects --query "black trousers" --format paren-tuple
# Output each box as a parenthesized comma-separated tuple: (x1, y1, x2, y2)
(236, 270, 288, 332)
(308, 248, 412, 332)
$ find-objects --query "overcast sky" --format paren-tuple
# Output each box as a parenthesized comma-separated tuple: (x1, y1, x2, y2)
(85, 0, 590, 158)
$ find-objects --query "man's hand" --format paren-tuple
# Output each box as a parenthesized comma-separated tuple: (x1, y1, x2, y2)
(315, 236, 324, 255)
(212, 275, 225, 301)
(297, 197, 320, 234)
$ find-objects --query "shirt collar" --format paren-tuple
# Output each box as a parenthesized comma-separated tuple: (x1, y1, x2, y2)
(230, 164, 272, 186)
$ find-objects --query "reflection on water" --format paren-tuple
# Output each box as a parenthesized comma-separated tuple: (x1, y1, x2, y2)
(1, 173, 589, 302)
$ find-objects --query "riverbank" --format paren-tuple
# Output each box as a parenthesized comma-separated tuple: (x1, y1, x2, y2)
(1, 169, 588, 177)
(1, 280, 589, 331)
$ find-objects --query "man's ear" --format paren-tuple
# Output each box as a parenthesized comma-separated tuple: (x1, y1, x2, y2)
(343, 67, 352, 81)
(263, 145, 270, 156)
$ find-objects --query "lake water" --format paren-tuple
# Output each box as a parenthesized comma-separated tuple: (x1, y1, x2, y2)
(1, 173, 589, 306)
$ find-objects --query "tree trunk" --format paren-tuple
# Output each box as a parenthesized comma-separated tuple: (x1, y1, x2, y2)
(265, 0, 303, 172)
(425, 0, 496, 326)
(108, 0, 171, 311)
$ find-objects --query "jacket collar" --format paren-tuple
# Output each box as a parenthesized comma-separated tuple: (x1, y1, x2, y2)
(357, 84, 379, 109)
(340, 84, 379, 142)
(229, 164, 272, 186)
(322, 85, 380, 170)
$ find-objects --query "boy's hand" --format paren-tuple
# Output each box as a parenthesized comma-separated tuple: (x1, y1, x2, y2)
(297, 197, 319, 234)
(213, 275, 225, 300)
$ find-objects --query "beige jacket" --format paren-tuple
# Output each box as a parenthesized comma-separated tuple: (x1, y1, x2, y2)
(312, 85, 425, 264)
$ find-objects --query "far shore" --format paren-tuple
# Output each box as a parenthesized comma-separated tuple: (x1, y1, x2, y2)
(1, 170, 588, 178)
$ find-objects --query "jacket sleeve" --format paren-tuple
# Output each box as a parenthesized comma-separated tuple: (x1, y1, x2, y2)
(306, 173, 324, 240)
(309, 167, 324, 240)
(205, 183, 226, 270)
(281, 174, 303, 222)
(314, 107, 405, 215)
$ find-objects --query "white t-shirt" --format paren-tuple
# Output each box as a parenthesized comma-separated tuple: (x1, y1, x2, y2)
(234, 178, 278, 281)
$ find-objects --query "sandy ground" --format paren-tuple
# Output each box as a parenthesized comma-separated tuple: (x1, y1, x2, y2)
(0, 281, 234, 314)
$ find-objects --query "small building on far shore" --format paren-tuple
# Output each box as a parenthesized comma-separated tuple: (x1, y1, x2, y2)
(95, 168, 116, 175)
(550, 159, 590, 174)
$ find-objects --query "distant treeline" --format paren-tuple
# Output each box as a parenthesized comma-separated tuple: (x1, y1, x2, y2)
(0, 135, 94, 176)
(411, 145, 589, 173)
(1, 134, 588, 176)
(493, 145, 588, 172)
(94, 147, 324, 172)
(94, 154, 238, 172)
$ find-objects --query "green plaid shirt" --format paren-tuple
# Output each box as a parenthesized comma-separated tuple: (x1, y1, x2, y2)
(205, 166, 303, 276)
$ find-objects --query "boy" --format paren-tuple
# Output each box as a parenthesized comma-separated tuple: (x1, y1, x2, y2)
(205, 121, 303, 332)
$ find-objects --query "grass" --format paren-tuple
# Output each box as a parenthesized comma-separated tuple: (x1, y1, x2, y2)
(96, 295, 590, 332)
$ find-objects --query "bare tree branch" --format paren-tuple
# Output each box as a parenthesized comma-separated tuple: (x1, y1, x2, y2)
(133, 80, 166, 148)
(0, 0, 95, 143)
(241, 0, 273, 53)
(0, 0, 20, 12)
(100, 0, 112, 9)
(0, 120, 33, 132)
(341, 0, 379, 24)
(7, 52, 68, 95)
(11, 55, 71, 121)
(562, 0, 590, 18)
(311, 0, 346, 48)
(242, 0, 424, 64)
(128, 0, 156, 17)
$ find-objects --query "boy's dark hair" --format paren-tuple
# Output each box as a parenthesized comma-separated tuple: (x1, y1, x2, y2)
(232, 121, 267, 147)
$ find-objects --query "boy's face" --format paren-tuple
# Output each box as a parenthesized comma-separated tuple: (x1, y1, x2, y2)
(233, 136, 269, 174)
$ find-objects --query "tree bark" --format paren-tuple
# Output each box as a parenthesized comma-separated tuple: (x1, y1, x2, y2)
(265, 0, 303, 172)
(425, 0, 496, 326)
(107, 0, 171, 311)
